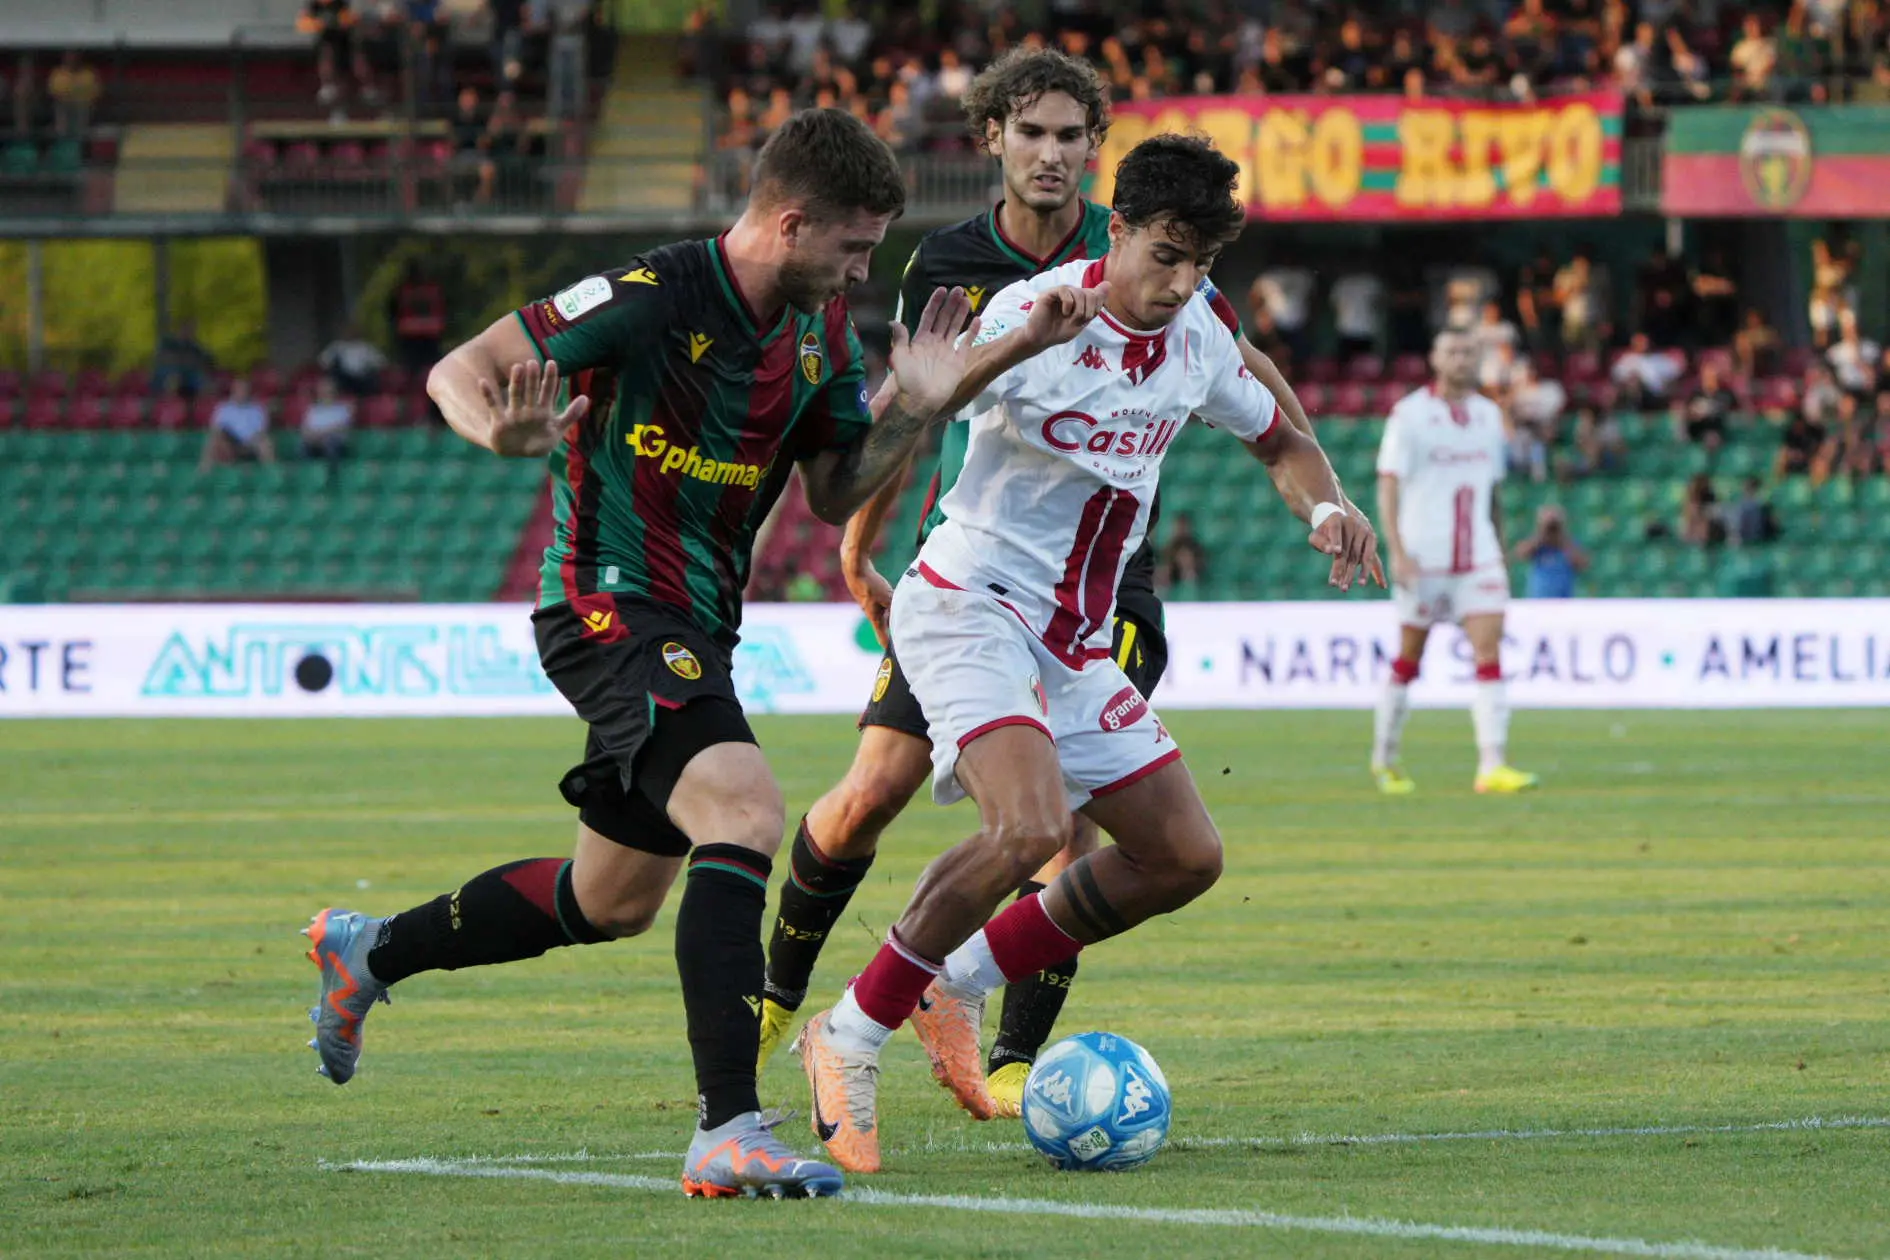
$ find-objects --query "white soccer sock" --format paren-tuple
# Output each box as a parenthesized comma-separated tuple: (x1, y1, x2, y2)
(1472, 679, 1510, 771)
(938, 929, 1005, 1001)
(1373, 681, 1411, 768)
(826, 987, 896, 1054)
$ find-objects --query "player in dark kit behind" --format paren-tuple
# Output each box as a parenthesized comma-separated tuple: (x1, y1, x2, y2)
(756, 48, 1374, 1119)
(298, 109, 988, 1200)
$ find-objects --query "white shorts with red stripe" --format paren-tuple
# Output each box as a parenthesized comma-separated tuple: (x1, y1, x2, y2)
(1393, 562, 1511, 629)
(891, 567, 1181, 809)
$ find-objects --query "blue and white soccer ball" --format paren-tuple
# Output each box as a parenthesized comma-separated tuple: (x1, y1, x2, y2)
(1020, 1031, 1172, 1171)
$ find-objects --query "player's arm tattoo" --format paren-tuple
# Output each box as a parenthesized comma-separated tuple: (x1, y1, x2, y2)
(1057, 855, 1131, 942)
(800, 392, 936, 525)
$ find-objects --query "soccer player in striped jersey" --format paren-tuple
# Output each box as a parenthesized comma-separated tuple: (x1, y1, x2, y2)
(298, 109, 1005, 1201)
(755, 48, 1369, 1118)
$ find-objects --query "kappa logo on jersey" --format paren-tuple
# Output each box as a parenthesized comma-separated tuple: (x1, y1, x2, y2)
(1075, 345, 1110, 372)
(552, 276, 614, 321)
(872, 656, 894, 703)
(662, 641, 703, 680)
(1041, 409, 1183, 459)
(688, 331, 714, 363)
(621, 266, 659, 285)
(626, 423, 772, 489)
(799, 331, 824, 384)
(1099, 684, 1148, 732)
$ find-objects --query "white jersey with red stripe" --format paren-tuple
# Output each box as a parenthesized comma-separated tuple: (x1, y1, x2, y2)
(914, 257, 1279, 668)
(1375, 385, 1507, 575)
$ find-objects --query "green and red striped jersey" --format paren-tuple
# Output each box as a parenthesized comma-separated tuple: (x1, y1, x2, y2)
(515, 236, 872, 644)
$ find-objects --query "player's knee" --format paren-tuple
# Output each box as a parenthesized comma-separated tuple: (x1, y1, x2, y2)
(1167, 826, 1224, 900)
(827, 764, 924, 857)
(985, 811, 1073, 889)
(590, 896, 661, 939)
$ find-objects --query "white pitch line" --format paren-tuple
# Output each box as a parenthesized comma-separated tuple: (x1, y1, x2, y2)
(330, 1158, 1843, 1260)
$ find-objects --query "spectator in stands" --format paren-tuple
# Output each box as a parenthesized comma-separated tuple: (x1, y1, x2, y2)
(490, 0, 532, 87)
(1245, 305, 1293, 374)
(199, 379, 277, 471)
(875, 80, 918, 154)
(1776, 405, 1826, 477)
(300, 375, 354, 479)
(1481, 340, 1523, 400)
(1814, 391, 1878, 481)
(1729, 13, 1780, 100)
(388, 259, 445, 372)
(1440, 265, 1499, 332)
(1826, 308, 1881, 395)
(1515, 506, 1588, 597)
(1874, 388, 1890, 469)
(1253, 264, 1315, 362)
(319, 323, 386, 396)
(151, 321, 214, 400)
(1680, 473, 1725, 546)
(1731, 477, 1782, 545)
(485, 89, 528, 202)
(450, 87, 496, 205)
(1633, 247, 1689, 348)
(1612, 332, 1683, 411)
(1807, 236, 1855, 349)
(1567, 404, 1627, 478)
(1158, 513, 1209, 592)
(1516, 249, 1562, 354)
(1553, 247, 1609, 351)
(1471, 299, 1521, 381)
(1329, 270, 1385, 359)
(301, 0, 370, 114)
(47, 52, 100, 139)
(1689, 251, 1740, 349)
(1614, 21, 1660, 106)
(1732, 307, 1781, 379)
(1508, 360, 1567, 482)
(1802, 360, 1843, 424)
(1672, 360, 1738, 452)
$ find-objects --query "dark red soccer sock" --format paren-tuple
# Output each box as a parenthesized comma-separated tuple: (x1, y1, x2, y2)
(675, 843, 773, 1130)
(984, 891, 1083, 983)
(990, 881, 1081, 1072)
(850, 928, 940, 1030)
(366, 858, 608, 985)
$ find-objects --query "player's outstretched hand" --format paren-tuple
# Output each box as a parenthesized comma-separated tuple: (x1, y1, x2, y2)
(1024, 282, 1111, 350)
(479, 359, 589, 457)
(1309, 507, 1381, 592)
(1338, 499, 1387, 589)
(888, 285, 979, 418)
(845, 555, 895, 648)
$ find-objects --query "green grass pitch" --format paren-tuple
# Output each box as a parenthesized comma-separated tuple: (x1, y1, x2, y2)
(4, 710, 1888, 1258)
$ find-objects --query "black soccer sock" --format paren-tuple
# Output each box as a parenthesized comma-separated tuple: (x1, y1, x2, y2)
(989, 880, 1082, 1073)
(763, 817, 875, 1011)
(366, 858, 608, 985)
(676, 843, 773, 1131)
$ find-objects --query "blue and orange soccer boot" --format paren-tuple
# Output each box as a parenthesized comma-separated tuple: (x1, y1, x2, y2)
(302, 908, 390, 1084)
(681, 1109, 844, 1198)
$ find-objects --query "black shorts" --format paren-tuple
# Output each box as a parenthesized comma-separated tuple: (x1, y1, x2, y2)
(533, 598, 758, 858)
(858, 603, 1169, 738)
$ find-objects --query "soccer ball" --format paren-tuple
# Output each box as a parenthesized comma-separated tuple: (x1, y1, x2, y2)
(1020, 1031, 1172, 1171)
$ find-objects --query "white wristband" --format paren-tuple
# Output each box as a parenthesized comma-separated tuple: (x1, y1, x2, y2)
(1309, 501, 1345, 531)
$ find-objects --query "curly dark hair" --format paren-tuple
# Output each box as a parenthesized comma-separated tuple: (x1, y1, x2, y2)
(751, 107, 906, 222)
(961, 47, 1109, 147)
(1111, 133, 1244, 252)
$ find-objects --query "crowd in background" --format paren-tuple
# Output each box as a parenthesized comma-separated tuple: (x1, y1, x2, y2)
(695, 0, 1890, 156)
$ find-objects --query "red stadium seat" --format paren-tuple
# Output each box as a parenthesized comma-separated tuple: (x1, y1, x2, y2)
(1331, 382, 1370, 416)
(190, 396, 218, 428)
(1304, 356, 1342, 384)
(1346, 354, 1385, 383)
(1371, 383, 1406, 414)
(69, 395, 110, 429)
(22, 397, 63, 429)
(108, 395, 145, 429)
(289, 364, 325, 393)
(280, 394, 309, 430)
(1564, 350, 1602, 381)
(243, 138, 279, 168)
(75, 369, 111, 397)
(1295, 381, 1329, 415)
(250, 365, 285, 397)
(362, 395, 403, 428)
(283, 141, 321, 170)
(1781, 347, 1814, 377)
(151, 396, 189, 430)
(1757, 375, 1798, 410)
(331, 141, 368, 168)
(1696, 347, 1735, 377)
(1390, 354, 1428, 383)
(28, 369, 68, 400)
(115, 368, 150, 397)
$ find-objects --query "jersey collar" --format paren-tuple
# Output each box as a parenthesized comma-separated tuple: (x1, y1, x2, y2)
(988, 199, 1093, 272)
(708, 235, 792, 345)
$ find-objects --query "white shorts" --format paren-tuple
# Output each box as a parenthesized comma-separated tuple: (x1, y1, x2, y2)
(891, 570, 1181, 810)
(1393, 563, 1511, 629)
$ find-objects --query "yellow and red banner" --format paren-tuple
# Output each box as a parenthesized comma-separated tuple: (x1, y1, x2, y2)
(1093, 91, 1623, 221)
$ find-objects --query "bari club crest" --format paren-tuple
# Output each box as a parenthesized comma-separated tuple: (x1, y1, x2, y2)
(662, 641, 703, 680)
(799, 331, 825, 385)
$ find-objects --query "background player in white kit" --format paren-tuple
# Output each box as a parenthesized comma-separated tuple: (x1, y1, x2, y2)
(1372, 330, 1540, 796)
(796, 135, 1380, 1173)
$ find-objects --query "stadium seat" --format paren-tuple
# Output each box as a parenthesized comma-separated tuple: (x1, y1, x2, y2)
(69, 396, 110, 430)
(1332, 383, 1369, 414)
(1346, 354, 1385, 383)
(1390, 354, 1428, 384)
(22, 397, 63, 429)
(151, 396, 189, 430)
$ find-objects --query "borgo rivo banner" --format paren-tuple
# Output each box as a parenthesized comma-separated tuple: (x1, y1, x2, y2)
(0, 600, 1886, 717)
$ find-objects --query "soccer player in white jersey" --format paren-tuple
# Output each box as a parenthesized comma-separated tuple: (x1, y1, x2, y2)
(1371, 329, 1540, 795)
(794, 135, 1379, 1174)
